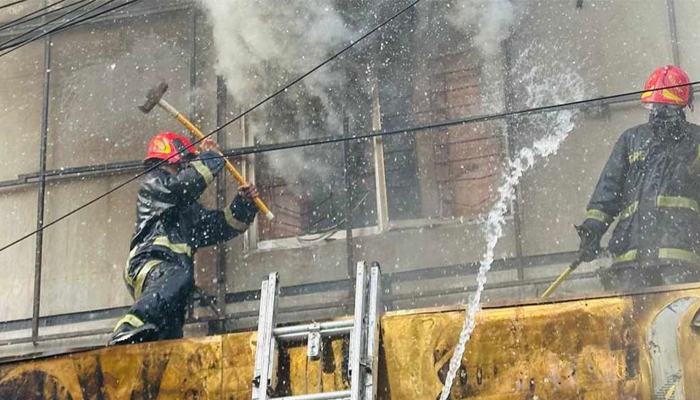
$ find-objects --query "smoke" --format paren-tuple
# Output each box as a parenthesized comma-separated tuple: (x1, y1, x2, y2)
(199, 0, 360, 188)
(200, 0, 351, 105)
(448, 0, 516, 58)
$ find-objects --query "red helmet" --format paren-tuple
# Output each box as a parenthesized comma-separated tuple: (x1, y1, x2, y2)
(145, 132, 197, 164)
(641, 65, 693, 108)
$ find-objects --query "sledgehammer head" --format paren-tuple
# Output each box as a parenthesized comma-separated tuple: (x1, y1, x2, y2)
(139, 82, 169, 114)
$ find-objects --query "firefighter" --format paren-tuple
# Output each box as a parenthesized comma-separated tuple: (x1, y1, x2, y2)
(109, 132, 259, 345)
(578, 65, 700, 291)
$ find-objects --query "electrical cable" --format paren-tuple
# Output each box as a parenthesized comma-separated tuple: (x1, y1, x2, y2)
(296, 192, 371, 244)
(0, 0, 28, 11)
(0, 0, 133, 57)
(0, 0, 81, 32)
(0, 0, 140, 54)
(160, 81, 700, 166)
(45, 0, 141, 37)
(0, 0, 424, 254)
(0, 0, 95, 51)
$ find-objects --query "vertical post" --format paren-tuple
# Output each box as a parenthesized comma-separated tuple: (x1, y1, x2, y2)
(32, 11, 52, 345)
(667, 0, 680, 66)
(189, 8, 197, 121)
(365, 262, 382, 400)
(349, 261, 368, 400)
(344, 117, 355, 302)
(253, 272, 279, 400)
(502, 38, 525, 281)
(242, 113, 258, 252)
(214, 76, 228, 331)
(186, 6, 198, 321)
(371, 89, 389, 232)
(252, 279, 270, 400)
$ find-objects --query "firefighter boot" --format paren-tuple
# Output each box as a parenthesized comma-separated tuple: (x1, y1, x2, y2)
(108, 322, 159, 346)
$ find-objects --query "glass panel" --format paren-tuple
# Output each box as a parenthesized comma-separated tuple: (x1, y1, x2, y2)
(379, 6, 503, 223)
(0, 40, 42, 181)
(255, 140, 377, 241)
(47, 10, 192, 170)
(40, 174, 137, 316)
(190, 11, 225, 301)
(511, 0, 669, 264)
(0, 186, 37, 322)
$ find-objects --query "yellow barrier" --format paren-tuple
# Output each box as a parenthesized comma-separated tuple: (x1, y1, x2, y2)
(3, 286, 700, 400)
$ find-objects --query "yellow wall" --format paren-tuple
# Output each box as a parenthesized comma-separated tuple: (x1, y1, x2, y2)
(3, 285, 700, 400)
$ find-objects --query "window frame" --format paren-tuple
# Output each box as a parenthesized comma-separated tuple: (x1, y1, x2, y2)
(244, 89, 511, 252)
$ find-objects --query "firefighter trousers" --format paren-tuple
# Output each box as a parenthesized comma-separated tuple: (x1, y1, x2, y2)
(124, 259, 194, 340)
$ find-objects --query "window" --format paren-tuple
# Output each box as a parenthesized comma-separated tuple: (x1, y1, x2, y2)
(37, 10, 200, 315)
(0, 41, 42, 181)
(253, 122, 378, 242)
(0, 188, 37, 321)
(378, 10, 502, 223)
(416, 54, 501, 219)
(0, 34, 44, 321)
(47, 11, 192, 170)
(245, 7, 504, 249)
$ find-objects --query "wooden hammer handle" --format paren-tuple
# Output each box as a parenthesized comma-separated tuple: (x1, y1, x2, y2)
(175, 114, 274, 220)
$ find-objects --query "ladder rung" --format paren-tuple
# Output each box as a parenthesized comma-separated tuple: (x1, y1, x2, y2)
(273, 320, 354, 340)
(272, 390, 352, 400)
(253, 262, 381, 400)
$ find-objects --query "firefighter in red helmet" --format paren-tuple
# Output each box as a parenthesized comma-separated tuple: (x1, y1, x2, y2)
(578, 65, 700, 291)
(109, 132, 259, 345)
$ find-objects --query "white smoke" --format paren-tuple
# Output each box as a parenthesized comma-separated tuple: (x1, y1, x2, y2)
(199, 0, 351, 108)
(199, 0, 357, 188)
(448, 0, 516, 58)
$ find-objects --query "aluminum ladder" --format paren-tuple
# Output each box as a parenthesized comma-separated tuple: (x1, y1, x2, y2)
(252, 261, 382, 400)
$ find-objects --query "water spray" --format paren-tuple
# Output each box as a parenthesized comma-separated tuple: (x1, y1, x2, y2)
(438, 54, 585, 399)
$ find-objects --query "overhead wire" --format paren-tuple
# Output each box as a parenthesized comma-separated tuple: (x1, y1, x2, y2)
(0, 0, 28, 11)
(0, 0, 694, 255)
(162, 81, 700, 165)
(0, 0, 134, 57)
(0, 0, 425, 254)
(0, 0, 80, 32)
(0, 0, 95, 51)
(0, 0, 141, 54)
(47, 0, 141, 36)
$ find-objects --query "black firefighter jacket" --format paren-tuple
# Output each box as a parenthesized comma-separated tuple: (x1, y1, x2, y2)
(124, 150, 258, 297)
(586, 121, 700, 270)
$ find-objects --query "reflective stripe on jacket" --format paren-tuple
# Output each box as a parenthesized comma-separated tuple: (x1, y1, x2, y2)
(586, 121, 700, 268)
(125, 150, 258, 291)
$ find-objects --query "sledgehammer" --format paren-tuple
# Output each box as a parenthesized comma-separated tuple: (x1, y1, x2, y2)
(140, 82, 274, 220)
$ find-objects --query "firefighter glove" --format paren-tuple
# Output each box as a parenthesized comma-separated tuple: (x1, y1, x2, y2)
(576, 219, 606, 262)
